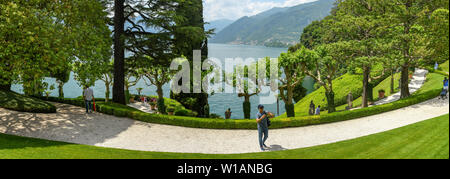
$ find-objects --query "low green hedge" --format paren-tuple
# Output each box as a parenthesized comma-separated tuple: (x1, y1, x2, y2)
(37, 72, 445, 129)
(0, 90, 56, 113)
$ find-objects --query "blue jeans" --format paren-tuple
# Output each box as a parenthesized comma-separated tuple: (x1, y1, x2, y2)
(85, 100, 92, 113)
(258, 126, 269, 148)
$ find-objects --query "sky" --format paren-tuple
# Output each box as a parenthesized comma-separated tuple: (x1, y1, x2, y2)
(203, 0, 318, 22)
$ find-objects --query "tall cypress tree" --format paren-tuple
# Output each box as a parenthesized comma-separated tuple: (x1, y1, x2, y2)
(171, 0, 211, 117)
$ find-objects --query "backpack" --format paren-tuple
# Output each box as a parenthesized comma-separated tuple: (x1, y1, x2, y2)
(264, 111, 271, 127)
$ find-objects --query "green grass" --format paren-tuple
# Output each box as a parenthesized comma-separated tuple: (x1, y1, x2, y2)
(287, 73, 364, 117)
(335, 73, 401, 111)
(1, 114, 448, 159)
(0, 90, 56, 113)
(440, 60, 449, 73)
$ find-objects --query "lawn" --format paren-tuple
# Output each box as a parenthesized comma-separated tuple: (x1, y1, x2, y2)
(440, 60, 449, 73)
(284, 73, 364, 117)
(0, 90, 56, 113)
(335, 73, 401, 111)
(1, 114, 448, 159)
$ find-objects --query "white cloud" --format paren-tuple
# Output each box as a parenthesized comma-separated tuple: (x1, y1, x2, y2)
(203, 0, 318, 22)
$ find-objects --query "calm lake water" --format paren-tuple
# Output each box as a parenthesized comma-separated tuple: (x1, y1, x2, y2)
(11, 43, 315, 119)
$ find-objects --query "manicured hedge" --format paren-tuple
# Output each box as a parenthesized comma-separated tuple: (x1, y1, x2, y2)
(37, 72, 445, 129)
(0, 90, 56, 113)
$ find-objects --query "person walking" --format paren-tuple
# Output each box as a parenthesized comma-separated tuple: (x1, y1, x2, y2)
(256, 105, 274, 151)
(83, 86, 95, 114)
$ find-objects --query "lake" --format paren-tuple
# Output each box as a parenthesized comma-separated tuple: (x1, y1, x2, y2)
(11, 43, 315, 119)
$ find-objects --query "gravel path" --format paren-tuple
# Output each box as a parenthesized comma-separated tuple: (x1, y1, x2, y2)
(372, 69, 428, 106)
(1, 96, 448, 154)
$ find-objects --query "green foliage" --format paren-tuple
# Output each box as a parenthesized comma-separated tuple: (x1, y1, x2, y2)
(0, 90, 56, 113)
(174, 109, 189, 116)
(427, 9, 449, 62)
(0, 0, 112, 92)
(293, 84, 307, 103)
(440, 61, 449, 73)
(277, 50, 306, 117)
(300, 20, 325, 49)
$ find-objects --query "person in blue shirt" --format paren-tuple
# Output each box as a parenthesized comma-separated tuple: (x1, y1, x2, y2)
(315, 105, 321, 115)
(256, 105, 274, 151)
(444, 77, 449, 92)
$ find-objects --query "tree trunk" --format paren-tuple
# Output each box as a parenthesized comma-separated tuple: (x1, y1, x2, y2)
(112, 0, 126, 105)
(367, 82, 374, 102)
(58, 81, 64, 98)
(105, 82, 110, 103)
(243, 96, 251, 119)
(400, 65, 410, 98)
(390, 69, 395, 94)
(326, 91, 336, 113)
(362, 66, 370, 108)
(156, 85, 165, 114)
(285, 86, 295, 117)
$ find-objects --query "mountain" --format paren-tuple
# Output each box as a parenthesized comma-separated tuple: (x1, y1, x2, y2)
(210, 0, 335, 47)
(205, 19, 234, 35)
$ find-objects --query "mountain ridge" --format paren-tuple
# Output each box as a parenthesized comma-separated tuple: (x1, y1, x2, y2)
(210, 0, 335, 47)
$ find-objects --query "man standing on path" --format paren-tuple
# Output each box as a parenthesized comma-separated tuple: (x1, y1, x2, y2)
(83, 86, 95, 114)
(256, 105, 274, 151)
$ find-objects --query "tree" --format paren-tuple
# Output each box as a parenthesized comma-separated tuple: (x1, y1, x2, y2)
(108, 0, 184, 105)
(0, 1, 111, 94)
(277, 52, 305, 117)
(52, 65, 71, 98)
(171, 0, 212, 117)
(142, 56, 175, 114)
(225, 63, 262, 119)
(298, 44, 348, 114)
(426, 8, 449, 63)
(331, 0, 390, 107)
(299, 20, 325, 49)
(112, 0, 126, 104)
(385, 0, 447, 98)
(99, 60, 114, 102)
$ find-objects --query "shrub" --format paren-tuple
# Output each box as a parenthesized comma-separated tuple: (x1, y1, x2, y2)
(174, 109, 189, 116)
(36, 72, 444, 129)
(113, 108, 128, 117)
(166, 106, 175, 113)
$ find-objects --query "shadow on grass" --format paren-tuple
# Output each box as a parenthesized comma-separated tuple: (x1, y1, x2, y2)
(0, 133, 69, 150)
(0, 90, 56, 113)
